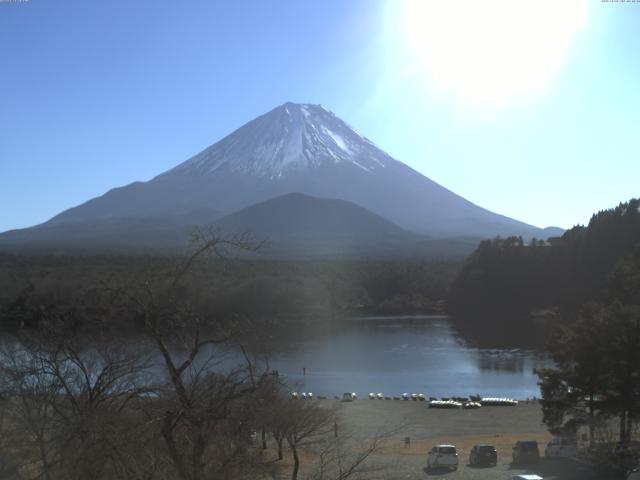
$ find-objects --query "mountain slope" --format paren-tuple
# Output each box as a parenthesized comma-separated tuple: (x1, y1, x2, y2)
(34, 103, 552, 239)
(0, 102, 562, 256)
(0, 208, 221, 254)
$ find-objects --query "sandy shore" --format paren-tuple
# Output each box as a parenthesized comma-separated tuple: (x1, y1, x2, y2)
(262, 399, 595, 480)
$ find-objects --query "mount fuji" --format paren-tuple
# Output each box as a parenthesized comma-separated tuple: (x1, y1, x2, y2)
(0, 102, 562, 256)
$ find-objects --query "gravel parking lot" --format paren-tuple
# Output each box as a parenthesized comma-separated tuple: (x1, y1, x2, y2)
(326, 399, 595, 480)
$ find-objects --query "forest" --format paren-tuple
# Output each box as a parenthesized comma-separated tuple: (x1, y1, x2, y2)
(448, 198, 640, 330)
(0, 251, 458, 336)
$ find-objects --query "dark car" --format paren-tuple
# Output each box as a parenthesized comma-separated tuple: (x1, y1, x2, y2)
(512, 440, 540, 465)
(469, 444, 497, 467)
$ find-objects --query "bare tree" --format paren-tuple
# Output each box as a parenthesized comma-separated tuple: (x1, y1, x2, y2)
(0, 340, 60, 480)
(280, 400, 336, 480)
(305, 423, 405, 480)
(0, 332, 154, 480)
(109, 231, 274, 480)
(264, 395, 404, 480)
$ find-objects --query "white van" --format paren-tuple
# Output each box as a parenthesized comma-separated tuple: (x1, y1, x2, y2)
(426, 445, 458, 471)
(545, 437, 578, 458)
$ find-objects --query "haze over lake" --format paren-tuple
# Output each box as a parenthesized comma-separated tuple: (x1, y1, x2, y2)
(269, 316, 548, 400)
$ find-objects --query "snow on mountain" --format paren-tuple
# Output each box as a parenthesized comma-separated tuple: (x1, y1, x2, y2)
(163, 103, 392, 179)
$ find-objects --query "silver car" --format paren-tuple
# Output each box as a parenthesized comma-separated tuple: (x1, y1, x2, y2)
(426, 444, 458, 471)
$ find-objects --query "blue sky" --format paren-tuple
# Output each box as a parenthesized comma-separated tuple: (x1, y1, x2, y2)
(1, 0, 638, 232)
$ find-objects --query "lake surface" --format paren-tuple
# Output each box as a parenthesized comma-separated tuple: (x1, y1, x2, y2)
(0, 316, 548, 400)
(268, 316, 548, 400)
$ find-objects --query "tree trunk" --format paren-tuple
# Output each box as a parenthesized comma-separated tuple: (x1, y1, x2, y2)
(262, 428, 267, 450)
(192, 428, 207, 480)
(161, 413, 191, 480)
(37, 435, 53, 480)
(277, 437, 283, 461)
(620, 411, 627, 443)
(588, 394, 595, 448)
(291, 444, 299, 480)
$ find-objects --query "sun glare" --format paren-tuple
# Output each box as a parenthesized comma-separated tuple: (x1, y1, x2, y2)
(401, 0, 589, 106)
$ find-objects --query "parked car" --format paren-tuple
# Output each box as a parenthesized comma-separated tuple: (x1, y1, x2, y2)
(512, 440, 540, 465)
(469, 444, 497, 466)
(341, 392, 353, 402)
(427, 445, 458, 471)
(512, 476, 543, 480)
(627, 465, 640, 480)
(545, 436, 578, 458)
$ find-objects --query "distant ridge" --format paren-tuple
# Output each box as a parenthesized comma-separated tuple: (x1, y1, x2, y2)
(216, 192, 413, 240)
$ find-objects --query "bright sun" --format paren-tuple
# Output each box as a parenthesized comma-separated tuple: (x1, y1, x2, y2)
(401, 0, 589, 106)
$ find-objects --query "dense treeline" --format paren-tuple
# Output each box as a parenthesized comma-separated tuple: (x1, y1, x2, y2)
(535, 244, 640, 476)
(0, 255, 458, 334)
(449, 198, 640, 322)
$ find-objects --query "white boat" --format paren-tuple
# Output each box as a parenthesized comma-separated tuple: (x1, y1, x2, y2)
(480, 397, 518, 406)
(428, 400, 462, 409)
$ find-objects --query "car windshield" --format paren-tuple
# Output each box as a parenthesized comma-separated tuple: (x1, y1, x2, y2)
(439, 447, 456, 454)
(478, 446, 495, 452)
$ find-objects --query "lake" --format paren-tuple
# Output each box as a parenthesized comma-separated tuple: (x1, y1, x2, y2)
(0, 316, 548, 401)
(268, 316, 548, 400)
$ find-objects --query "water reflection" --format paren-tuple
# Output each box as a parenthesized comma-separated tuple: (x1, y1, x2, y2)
(269, 316, 549, 399)
(475, 351, 527, 373)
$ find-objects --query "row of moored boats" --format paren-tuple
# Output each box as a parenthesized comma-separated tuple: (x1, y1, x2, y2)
(289, 391, 518, 407)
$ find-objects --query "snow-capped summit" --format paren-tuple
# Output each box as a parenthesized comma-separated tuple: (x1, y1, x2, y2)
(164, 103, 392, 179)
